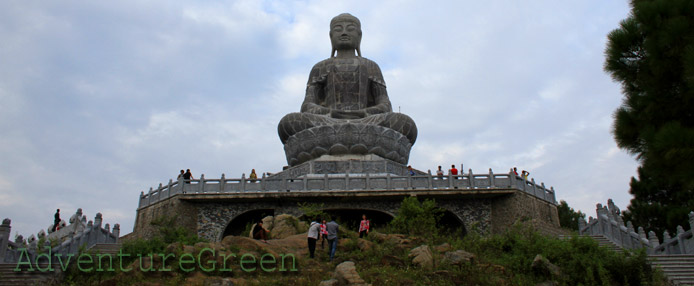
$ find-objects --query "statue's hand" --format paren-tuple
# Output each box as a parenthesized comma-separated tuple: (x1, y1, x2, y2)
(330, 109, 367, 119)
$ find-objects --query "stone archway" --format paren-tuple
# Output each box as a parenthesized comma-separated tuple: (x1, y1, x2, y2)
(221, 209, 275, 239)
(439, 209, 467, 237)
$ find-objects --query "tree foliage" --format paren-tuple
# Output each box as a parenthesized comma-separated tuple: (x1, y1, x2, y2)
(605, 0, 694, 235)
(557, 200, 585, 231)
(389, 196, 443, 237)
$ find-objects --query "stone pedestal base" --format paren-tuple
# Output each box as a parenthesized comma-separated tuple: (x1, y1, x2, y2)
(271, 154, 411, 179)
(283, 123, 412, 166)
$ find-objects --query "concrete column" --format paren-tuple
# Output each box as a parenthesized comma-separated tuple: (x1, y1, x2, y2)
(113, 224, 120, 243)
(0, 218, 11, 262)
(220, 174, 226, 192)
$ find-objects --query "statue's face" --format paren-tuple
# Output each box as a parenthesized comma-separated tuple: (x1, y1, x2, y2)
(330, 20, 361, 50)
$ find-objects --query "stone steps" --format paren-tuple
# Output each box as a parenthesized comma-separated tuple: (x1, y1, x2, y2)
(558, 234, 623, 252)
(649, 255, 694, 286)
(0, 263, 60, 286)
(571, 235, 694, 285)
(88, 242, 122, 255)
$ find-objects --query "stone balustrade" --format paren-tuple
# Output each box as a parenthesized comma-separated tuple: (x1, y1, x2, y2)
(579, 199, 694, 255)
(138, 168, 557, 209)
(1, 211, 120, 264)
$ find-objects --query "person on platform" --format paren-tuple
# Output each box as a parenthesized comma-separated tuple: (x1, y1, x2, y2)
(52, 209, 61, 232)
(449, 165, 458, 176)
(183, 169, 194, 184)
(522, 170, 530, 180)
(436, 166, 444, 179)
(177, 170, 184, 180)
(249, 169, 258, 183)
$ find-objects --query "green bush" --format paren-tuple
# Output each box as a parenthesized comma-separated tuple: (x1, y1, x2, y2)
(389, 197, 444, 237)
(452, 223, 666, 285)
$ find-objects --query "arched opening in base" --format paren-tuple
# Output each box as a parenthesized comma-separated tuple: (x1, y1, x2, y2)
(222, 209, 275, 239)
(439, 210, 467, 237)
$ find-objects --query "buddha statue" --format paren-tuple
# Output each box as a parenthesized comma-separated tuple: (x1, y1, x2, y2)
(278, 13, 417, 166)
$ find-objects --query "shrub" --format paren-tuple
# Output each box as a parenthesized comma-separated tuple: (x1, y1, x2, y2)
(389, 197, 444, 237)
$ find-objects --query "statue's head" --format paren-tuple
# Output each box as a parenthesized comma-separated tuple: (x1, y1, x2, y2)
(330, 13, 362, 57)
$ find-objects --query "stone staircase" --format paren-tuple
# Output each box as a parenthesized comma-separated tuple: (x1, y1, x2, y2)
(558, 234, 622, 252)
(0, 263, 61, 286)
(649, 255, 694, 286)
(88, 242, 122, 255)
(570, 235, 694, 285)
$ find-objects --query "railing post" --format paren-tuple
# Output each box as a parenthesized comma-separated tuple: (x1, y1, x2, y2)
(648, 231, 660, 252)
(638, 227, 648, 247)
(112, 224, 120, 243)
(220, 173, 226, 193)
(467, 169, 474, 189)
(550, 187, 556, 204)
(427, 170, 433, 189)
(448, 171, 453, 189)
(0, 218, 10, 262)
(165, 179, 173, 198)
(139, 191, 145, 208)
(489, 168, 495, 188)
(676, 226, 686, 254)
(689, 211, 694, 233)
(261, 173, 266, 191)
(241, 174, 247, 192)
(407, 172, 412, 189)
(324, 174, 329, 190)
(199, 174, 206, 193)
(531, 179, 538, 198)
(387, 173, 392, 190)
(664, 230, 674, 254)
(303, 176, 308, 191)
(179, 176, 186, 194)
(509, 169, 517, 189)
(147, 188, 153, 205)
(540, 182, 547, 201)
(365, 173, 370, 190)
(578, 217, 586, 235)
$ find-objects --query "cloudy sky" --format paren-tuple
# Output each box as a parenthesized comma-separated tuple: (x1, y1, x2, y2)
(1, 0, 636, 237)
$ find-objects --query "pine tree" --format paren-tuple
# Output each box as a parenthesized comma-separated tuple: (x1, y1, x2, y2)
(604, 0, 694, 236)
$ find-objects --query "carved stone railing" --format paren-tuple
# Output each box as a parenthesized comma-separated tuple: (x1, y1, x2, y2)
(138, 168, 557, 209)
(1, 211, 120, 264)
(579, 199, 694, 255)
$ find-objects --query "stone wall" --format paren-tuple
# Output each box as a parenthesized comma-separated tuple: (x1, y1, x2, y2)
(491, 191, 561, 235)
(132, 189, 558, 242)
(131, 197, 197, 240)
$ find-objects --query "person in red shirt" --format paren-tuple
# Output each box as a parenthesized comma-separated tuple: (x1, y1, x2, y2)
(449, 164, 458, 176)
(359, 214, 370, 238)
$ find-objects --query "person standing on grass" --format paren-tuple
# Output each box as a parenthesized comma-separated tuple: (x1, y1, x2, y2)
(320, 219, 329, 249)
(307, 217, 321, 258)
(358, 214, 370, 238)
(326, 217, 339, 261)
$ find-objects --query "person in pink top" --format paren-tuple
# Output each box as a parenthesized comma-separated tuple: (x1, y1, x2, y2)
(359, 214, 370, 238)
(320, 219, 329, 249)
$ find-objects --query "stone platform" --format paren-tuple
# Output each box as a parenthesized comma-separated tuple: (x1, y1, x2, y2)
(270, 154, 418, 179)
